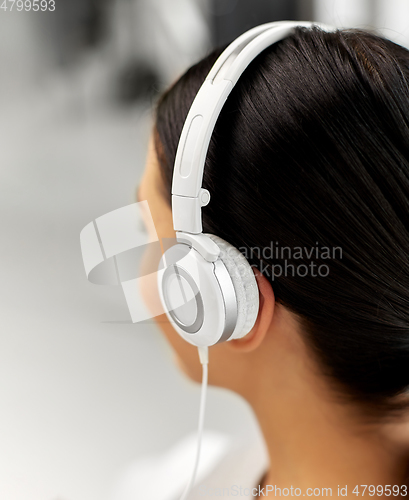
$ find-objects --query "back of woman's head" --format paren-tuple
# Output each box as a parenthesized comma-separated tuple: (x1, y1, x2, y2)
(154, 27, 409, 418)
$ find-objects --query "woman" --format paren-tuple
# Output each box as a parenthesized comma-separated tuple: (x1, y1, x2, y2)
(138, 26, 409, 495)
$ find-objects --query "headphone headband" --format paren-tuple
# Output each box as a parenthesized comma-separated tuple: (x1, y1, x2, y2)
(171, 21, 335, 235)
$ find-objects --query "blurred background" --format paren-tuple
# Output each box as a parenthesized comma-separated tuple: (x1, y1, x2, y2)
(1, 1, 409, 499)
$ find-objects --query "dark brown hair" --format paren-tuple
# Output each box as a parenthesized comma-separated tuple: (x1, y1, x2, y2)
(154, 27, 409, 418)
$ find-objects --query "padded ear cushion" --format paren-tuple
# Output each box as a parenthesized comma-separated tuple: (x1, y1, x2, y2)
(205, 234, 259, 339)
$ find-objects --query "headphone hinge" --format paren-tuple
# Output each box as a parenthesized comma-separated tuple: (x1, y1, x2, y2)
(176, 231, 220, 262)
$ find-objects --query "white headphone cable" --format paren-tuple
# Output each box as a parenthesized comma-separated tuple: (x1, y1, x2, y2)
(179, 346, 209, 500)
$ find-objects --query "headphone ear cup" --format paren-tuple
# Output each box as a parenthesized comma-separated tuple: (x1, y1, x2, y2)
(206, 234, 259, 339)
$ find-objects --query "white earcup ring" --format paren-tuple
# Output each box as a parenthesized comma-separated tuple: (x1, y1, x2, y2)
(206, 234, 259, 340)
(158, 235, 259, 346)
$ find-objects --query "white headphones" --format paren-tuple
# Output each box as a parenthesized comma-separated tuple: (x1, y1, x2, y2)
(157, 21, 335, 348)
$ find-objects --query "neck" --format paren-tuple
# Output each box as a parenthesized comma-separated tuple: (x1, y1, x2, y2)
(242, 311, 409, 496)
(253, 397, 409, 496)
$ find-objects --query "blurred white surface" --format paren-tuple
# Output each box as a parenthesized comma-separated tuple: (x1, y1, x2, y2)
(315, 0, 373, 28)
(0, 7, 259, 500)
(375, 0, 409, 47)
(0, 92, 260, 498)
(112, 430, 268, 500)
(314, 0, 409, 47)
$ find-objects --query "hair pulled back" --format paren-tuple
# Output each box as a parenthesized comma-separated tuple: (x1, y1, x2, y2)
(154, 27, 409, 417)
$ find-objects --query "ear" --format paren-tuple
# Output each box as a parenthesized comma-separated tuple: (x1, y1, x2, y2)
(227, 268, 275, 352)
